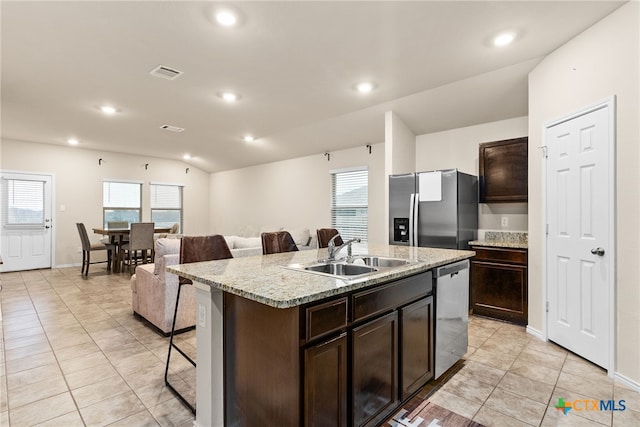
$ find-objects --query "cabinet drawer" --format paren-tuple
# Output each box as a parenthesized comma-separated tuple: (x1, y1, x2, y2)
(353, 273, 431, 323)
(306, 297, 348, 341)
(471, 247, 527, 264)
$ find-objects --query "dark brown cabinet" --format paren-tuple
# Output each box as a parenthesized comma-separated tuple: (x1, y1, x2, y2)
(305, 333, 348, 427)
(470, 246, 528, 325)
(479, 137, 528, 203)
(225, 270, 435, 426)
(399, 296, 434, 400)
(352, 312, 398, 427)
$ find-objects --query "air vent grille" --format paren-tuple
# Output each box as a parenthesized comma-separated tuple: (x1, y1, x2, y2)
(150, 65, 183, 80)
(161, 125, 185, 133)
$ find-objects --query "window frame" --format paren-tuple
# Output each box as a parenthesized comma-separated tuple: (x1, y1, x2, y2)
(330, 167, 369, 243)
(102, 180, 142, 227)
(149, 182, 183, 233)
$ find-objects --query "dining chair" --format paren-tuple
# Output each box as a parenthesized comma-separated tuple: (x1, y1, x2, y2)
(165, 234, 233, 414)
(76, 223, 115, 276)
(316, 228, 344, 248)
(261, 230, 299, 254)
(120, 222, 155, 273)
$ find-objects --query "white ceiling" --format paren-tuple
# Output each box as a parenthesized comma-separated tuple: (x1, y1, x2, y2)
(1, 1, 624, 173)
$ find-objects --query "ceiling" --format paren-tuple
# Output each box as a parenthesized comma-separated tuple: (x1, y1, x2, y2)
(1, 1, 624, 173)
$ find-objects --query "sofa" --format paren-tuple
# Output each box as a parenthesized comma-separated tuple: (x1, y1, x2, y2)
(130, 228, 317, 334)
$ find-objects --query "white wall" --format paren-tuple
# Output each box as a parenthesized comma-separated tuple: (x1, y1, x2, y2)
(209, 142, 386, 243)
(385, 111, 416, 175)
(415, 117, 529, 233)
(0, 139, 210, 267)
(529, 1, 639, 384)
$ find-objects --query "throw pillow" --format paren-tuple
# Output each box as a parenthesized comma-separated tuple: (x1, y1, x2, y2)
(153, 238, 182, 275)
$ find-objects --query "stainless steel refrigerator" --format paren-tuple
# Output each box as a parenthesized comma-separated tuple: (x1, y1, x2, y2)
(389, 169, 478, 249)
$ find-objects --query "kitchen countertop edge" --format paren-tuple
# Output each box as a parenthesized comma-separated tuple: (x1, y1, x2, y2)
(469, 240, 528, 249)
(168, 245, 474, 309)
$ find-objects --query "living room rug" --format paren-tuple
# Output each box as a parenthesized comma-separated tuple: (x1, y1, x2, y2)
(384, 399, 484, 427)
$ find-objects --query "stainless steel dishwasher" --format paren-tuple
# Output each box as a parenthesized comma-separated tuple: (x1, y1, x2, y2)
(433, 259, 469, 379)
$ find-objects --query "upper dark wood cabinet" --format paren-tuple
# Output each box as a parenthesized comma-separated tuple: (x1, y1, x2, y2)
(479, 137, 528, 203)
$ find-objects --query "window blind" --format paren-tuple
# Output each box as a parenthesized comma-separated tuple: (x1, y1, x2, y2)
(103, 182, 141, 208)
(150, 184, 182, 231)
(330, 169, 368, 242)
(150, 184, 182, 209)
(5, 179, 45, 224)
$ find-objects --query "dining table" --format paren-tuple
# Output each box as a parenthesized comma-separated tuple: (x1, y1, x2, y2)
(92, 226, 172, 273)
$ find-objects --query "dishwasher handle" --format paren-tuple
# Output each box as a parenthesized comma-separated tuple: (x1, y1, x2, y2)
(434, 259, 469, 278)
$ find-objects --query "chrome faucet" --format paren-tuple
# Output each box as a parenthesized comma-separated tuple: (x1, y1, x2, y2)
(327, 234, 361, 262)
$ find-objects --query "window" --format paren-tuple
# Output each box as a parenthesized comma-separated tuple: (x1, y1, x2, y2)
(150, 184, 183, 232)
(331, 169, 368, 242)
(3, 178, 45, 225)
(103, 181, 141, 227)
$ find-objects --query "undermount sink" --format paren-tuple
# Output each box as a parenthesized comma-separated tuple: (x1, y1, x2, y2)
(355, 256, 412, 268)
(285, 255, 419, 280)
(303, 263, 377, 276)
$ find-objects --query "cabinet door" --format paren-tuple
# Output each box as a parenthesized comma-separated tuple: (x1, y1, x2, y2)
(399, 296, 434, 400)
(304, 333, 348, 427)
(471, 260, 528, 325)
(352, 311, 398, 427)
(479, 137, 528, 202)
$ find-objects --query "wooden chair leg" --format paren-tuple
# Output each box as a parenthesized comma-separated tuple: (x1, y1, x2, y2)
(85, 251, 90, 276)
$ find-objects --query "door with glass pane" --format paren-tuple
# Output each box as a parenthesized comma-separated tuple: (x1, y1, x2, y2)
(1, 172, 53, 272)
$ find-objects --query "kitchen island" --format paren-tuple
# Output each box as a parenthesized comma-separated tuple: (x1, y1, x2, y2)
(168, 243, 473, 427)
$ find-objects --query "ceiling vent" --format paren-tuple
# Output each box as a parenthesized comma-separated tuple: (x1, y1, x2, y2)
(150, 65, 183, 80)
(161, 124, 185, 133)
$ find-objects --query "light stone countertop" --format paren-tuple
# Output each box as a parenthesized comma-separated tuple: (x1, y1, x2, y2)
(167, 243, 474, 309)
(469, 231, 528, 249)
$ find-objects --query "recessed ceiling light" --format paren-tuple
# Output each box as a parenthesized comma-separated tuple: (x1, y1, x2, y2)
(356, 82, 375, 94)
(218, 92, 240, 102)
(99, 105, 118, 115)
(243, 135, 255, 142)
(183, 154, 192, 160)
(67, 138, 79, 145)
(216, 10, 238, 27)
(493, 32, 515, 47)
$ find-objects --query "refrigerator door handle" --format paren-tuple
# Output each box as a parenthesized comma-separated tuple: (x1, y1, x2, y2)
(413, 193, 419, 246)
(408, 193, 415, 246)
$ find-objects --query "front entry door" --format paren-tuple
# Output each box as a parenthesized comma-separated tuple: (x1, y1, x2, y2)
(0, 172, 53, 272)
(545, 100, 613, 369)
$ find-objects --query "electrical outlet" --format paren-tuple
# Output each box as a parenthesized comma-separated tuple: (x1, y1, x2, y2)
(198, 304, 206, 327)
(77, 246, 82, 253)
(501, 217, 509, 227)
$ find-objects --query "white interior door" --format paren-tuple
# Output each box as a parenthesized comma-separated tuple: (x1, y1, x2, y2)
(0, 172, 53, 272)
(545, 101, 613, 369)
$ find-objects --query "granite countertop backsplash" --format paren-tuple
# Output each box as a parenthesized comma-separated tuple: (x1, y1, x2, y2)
(469, 231, 528, 249)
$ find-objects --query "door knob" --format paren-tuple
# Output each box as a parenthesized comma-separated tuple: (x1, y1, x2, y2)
(591, 247, 605, 256)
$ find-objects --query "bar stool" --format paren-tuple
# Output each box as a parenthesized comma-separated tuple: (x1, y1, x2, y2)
(261, 230, 299, 254)
(164, 235, 233, 414)
(316, 228, 344, 248)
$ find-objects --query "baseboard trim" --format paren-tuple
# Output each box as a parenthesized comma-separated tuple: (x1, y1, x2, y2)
(614, 372, 640, 392)
(526, 325, 544, 341)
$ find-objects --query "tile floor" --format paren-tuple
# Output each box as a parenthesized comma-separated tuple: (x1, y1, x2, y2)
(1, 267, 639, 426)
